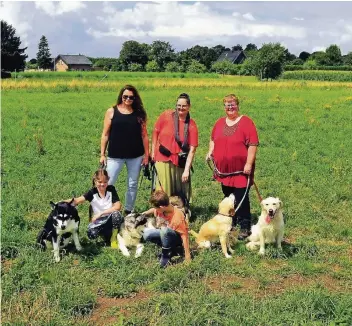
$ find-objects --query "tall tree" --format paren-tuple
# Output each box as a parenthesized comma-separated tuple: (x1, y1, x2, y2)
(342, 52, 352, 65)
(1, 20, 27, 71)
(244, 43, 258, 51)
(325, 44, 342, 65)
(299, 51, 310, 61)
(212, 45, 228, 58)
(231, 44, 243, 51)
(252, 42, 286, 80)
(149, 40, 175, 70)
(119, 41, 150, 69)
(36, 35, 52, 69)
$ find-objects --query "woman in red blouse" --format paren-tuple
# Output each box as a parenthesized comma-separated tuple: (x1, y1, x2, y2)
(151, 93, 198, 202)
(206, 94, 259, 240)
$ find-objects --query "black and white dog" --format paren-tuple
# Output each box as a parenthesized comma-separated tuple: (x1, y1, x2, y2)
(36, 199, 82, 262)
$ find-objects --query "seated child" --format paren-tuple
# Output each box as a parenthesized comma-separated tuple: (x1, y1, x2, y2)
(67, 168, 123, 248)
(142, 190, 191, 268)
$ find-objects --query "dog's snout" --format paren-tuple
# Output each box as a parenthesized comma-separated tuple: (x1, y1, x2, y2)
(268, 209, 274, 216)
(61, 225, 66, 230)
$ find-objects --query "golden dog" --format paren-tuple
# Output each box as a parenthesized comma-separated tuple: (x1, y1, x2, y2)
(190, 194, 235, 258)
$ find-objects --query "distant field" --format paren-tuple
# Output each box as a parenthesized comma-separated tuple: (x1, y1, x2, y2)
(2, 75, 352, 325)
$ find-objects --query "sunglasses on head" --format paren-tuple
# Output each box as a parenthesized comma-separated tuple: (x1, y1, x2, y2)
(122, 95, 135, 100)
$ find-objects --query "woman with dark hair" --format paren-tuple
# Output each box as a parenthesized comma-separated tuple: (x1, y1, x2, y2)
(100, 85, 149, 215)
(150, 93, 198, 201)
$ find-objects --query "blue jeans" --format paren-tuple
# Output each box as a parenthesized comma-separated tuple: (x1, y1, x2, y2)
(143, 227, 182, 248)
(107, 156, 143, 212)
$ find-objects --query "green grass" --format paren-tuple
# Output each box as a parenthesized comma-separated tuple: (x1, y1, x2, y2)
(1, 79, 352, 325)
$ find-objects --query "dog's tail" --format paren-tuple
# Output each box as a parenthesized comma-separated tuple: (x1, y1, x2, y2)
(36, 229, 48, 250)
(189, 230, 199, 238)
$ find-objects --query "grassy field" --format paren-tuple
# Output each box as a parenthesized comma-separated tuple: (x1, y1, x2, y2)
(1, 73, 352, 325)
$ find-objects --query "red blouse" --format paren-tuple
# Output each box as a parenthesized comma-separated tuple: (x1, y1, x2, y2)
(211, 116, 259, 188)
(153, 110, 199, 166)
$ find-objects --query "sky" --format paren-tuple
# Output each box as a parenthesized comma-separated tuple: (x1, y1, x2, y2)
(1, 1, 352, 60)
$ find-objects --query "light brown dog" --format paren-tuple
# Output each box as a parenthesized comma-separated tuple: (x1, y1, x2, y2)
(190, 194, 235, 258)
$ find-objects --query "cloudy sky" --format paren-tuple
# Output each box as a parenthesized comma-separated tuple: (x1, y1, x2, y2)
(1, 1, 352, 60)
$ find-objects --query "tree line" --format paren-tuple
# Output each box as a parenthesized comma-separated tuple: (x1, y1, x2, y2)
(2, 19, 352, 80)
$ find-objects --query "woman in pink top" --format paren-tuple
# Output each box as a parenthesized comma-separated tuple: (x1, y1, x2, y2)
(206, 94, 259, 240)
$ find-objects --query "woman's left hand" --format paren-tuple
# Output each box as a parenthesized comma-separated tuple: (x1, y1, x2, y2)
(142, 155, 149, 166)
(91, 213, 102, 223)
(182, 170, 190, 182)
(243, 163, 252, 175)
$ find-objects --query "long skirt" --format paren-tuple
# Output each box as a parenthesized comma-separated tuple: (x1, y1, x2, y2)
(153, 161, 191, 202)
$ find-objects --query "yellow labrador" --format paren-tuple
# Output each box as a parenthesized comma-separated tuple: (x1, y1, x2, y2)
(246, 197, 284, 255)
(190, 194, 235, 258)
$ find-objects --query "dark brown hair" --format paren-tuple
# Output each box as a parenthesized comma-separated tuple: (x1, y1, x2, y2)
(150, 190, 170, 207)
(92, 168, 109, 187)
(114, 84, 147, 124)
(177, 93, 191, 105)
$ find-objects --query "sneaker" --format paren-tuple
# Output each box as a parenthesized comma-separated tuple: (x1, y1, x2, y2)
(110, 229, 119, 249)
(237, 229, 250, 241)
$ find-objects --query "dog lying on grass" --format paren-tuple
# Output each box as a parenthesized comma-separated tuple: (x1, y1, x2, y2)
(117, 213, 155, 258)
(36, 199, 82, 262)
(190, 194, 235, 258)
(246, 197, 284, 255)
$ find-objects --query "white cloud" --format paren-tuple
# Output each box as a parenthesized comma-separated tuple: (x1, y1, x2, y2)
(232, 12, 240, 17)
(243, 13, 255, 21)
(0, 2, 32, 45)
(312, 46, 326, 52)
(293, 17, 304, 21)
(87, 2, 306, 40)
(35, 1, 86, 17)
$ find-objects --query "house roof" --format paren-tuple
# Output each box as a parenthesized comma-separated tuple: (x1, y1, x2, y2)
(216, 50, 244, 63)
(56, 54, 92, 65)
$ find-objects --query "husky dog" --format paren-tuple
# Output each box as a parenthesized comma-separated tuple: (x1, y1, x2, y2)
(246, 197, 284, 255)
(117, 213, 155, 258)
(36, 199, 82, 262)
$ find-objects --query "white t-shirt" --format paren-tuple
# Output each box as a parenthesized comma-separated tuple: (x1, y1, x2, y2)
(83, 185, 119, 215)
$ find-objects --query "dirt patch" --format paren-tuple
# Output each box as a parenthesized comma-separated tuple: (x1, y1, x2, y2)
(205, 273, 349, 298)
(1, 258, 15, 273)
(89, 290, 153, 326)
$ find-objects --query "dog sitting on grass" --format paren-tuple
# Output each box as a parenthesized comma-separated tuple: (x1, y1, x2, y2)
(190, 194, 236, 258)
(36, 199, 82, 262)
(246, 197, 284, 255)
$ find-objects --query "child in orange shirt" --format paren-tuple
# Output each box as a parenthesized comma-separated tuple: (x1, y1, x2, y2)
(142, 190, 191, 268)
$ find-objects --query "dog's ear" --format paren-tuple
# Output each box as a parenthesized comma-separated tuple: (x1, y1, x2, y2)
(228, 208, 235, 217)
(50, 201, 56, 210)
(277, 198, 283, 208)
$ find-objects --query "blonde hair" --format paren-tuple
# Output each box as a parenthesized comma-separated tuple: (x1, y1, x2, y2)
(92, 168, 109, 187)
(223, 94, 239, 106)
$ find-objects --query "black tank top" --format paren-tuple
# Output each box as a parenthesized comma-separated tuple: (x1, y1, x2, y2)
(107, 107, 145, 158)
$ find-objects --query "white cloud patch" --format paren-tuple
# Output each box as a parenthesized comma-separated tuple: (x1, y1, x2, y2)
(312, 46, 326, 52)
(243, 13, 255, 21)
(35, 1, 86, 16)
(0, 2, 32, 45)
(87, 2, 306, 40)
(293, 17, 304, 21)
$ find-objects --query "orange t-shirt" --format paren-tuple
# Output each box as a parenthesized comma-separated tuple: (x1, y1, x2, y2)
(154, 110, 198, 166)
(157, 206, 189, 236)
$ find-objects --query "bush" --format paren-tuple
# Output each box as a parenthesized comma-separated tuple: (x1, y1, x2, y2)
(282, 70, 352, 81)
(187, 60, 207, 74)
(145, 60, 160, 72)
(165, 61, 179, 72)
(128, 63, 144, 72)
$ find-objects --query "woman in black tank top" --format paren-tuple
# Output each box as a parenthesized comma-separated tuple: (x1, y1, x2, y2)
(100, 85, 149, 215)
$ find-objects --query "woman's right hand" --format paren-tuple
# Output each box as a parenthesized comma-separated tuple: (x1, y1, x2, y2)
(205, 151, 213, 161)
(99, 155, 107, 167)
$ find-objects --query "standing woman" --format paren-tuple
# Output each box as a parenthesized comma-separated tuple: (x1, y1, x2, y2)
(100, 85, 149, 215)
(206, 94, 259, 240)
(151, 93, 198, 202)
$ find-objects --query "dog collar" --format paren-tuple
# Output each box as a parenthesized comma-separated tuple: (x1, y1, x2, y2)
(218, 213, 232, 217)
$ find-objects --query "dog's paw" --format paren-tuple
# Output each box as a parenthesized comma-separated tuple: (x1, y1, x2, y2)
(121, 251, 130, 257)
(225, 254, 232, 259)
(76, 245, 82, 252)
(54, 255, 61, 262)
(258, 249, 265, 256)
(245, 242, 258, 251)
